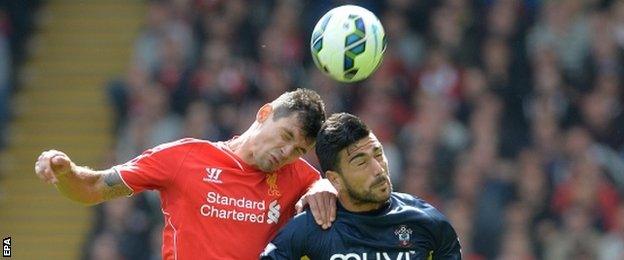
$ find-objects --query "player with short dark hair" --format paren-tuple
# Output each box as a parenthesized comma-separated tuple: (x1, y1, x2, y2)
(261, 112, 462, 259)
(35, 88, 338, 259)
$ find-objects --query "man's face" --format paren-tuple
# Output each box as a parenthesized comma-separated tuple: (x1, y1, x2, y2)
(336, 133, 392, 205)
(253, 112, 314, 172)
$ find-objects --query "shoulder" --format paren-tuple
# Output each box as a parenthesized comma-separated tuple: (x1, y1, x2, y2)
(125, 139, 227, 165)
(121, 139, 208, 163)
(150, 138, 212, 152)
(280, 158, 321, 178)
(391, 193, 451, 227)
(283, 209, 318, 233)
(391, 193, 459, 251)
(152, 138, 233, 156)
(392, 193, 438, 213)
(390, 192, 430, 209)
(293, 210, 315, 224)
(289, 158, 320, 172)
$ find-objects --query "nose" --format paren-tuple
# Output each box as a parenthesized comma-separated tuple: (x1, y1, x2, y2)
(371, 157, 385, 176)
(281, 145, 296, 158)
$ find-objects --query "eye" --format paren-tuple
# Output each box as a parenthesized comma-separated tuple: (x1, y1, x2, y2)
(374, 147, 383, 158)
(356, 159, 367, 166)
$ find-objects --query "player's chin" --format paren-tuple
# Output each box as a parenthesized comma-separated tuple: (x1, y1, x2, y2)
(376, 184, 392, 200)
(372, 179, 390, 190)
(257, 161, 276, 172)
(369, 188, 391, 202)
(379, 189, 391, 200)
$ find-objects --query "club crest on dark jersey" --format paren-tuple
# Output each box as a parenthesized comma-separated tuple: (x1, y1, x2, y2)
(394, 225, 413, 247)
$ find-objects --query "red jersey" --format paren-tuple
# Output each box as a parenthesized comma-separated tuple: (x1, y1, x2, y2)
(114, 138, 320, 259)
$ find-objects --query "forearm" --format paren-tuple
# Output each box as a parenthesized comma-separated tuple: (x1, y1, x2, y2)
(54, 166, 129, 205)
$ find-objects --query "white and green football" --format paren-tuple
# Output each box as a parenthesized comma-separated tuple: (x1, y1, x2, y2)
(310, 5, 387, 83)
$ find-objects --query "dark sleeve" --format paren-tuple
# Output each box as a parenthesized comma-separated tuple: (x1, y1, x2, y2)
(433, 218, 462, 260)
(260, 213, 311, 259)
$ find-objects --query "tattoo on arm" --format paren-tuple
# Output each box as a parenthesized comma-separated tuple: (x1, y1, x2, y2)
(104, 170, 123, 187)
(101, 170, 132, 200)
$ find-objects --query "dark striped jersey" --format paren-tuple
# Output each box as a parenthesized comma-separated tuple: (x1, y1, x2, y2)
(260, 192, 461, 260)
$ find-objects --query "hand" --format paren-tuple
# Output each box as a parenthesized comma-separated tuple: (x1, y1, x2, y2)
(34, 150, 74, 184)
(295, 178, 337, 229)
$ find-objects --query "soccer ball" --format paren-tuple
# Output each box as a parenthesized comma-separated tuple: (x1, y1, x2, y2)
(310, 5, 387, 83)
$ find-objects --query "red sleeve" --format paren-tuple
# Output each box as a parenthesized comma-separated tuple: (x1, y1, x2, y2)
(114, 139, 196, 194)
(294, 159, 321, 198)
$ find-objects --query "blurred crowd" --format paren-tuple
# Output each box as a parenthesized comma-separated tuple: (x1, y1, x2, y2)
(0, 0, 41, 151)
(83, 0, 624, 259)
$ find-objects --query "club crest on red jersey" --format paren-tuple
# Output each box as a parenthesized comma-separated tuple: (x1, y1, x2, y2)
(266, 172, 281, 197)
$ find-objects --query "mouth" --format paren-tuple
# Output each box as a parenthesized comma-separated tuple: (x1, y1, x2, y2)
(269, 154, 279, 166)
(371, 178, 388, 188)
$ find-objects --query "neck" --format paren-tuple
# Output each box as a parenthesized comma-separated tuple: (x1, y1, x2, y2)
(226, 131, 256, 167)
(337, 194, 386, 213)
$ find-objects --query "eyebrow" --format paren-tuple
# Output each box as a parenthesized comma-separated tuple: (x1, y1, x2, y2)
(348, 153, 367, 164)
(282, 128, 295, 140)
(283, 128, 309, 154)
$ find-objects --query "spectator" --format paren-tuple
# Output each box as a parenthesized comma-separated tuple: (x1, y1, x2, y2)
(182, 99, 220, 140)
(107, 63, 151, 135)
(599, 203, 624, 260)
(0, 10, 10, 149)
(115, 84, 183, 162)
(526, 0, 591, 82)
(543, 206, 601, 260)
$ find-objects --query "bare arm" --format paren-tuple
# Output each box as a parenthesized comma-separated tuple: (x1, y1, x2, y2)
(101, 170, 133, 200)
(54, 167, 132, 205)
(35, 150, 132, 205)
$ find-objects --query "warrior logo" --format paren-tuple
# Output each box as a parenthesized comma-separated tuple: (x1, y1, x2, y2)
(204, 168, 223, 183)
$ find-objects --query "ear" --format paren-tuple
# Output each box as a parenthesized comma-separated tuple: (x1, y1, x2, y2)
(326, 170, 342, 191)
(256, 103, 273, 123)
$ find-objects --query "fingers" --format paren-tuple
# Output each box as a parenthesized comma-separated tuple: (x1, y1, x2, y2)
(318, 192, 336, 229)
(322, 193, 331, 224)
(309, 193, 332, 229)
(45, 167, 59, 184)
(34, 150, 69, 184)
(35, 153, 55, 184)
(317, 193, 329, 229)
(295, 199, 304, 214)
(307, 195, 323, 227)
(51, 155, 66, 165)
(327, 193, 336, 222)
(34, 160, 46, 181)
(50, 154, 71, 172)
(303, 178, 339, 229)
(35, 152, 47, 181)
